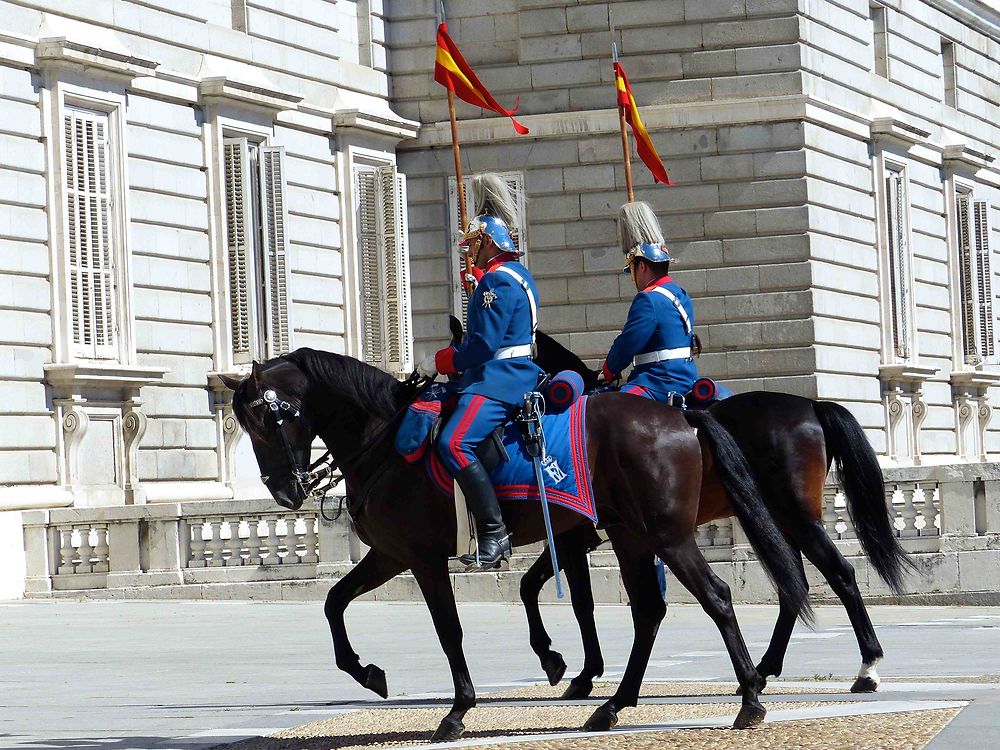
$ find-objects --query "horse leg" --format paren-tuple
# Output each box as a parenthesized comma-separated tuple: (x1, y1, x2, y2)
(583, 531, 664, 732)
(411, 560, 477, 742)
(561, 528, 604, 700)
(324, 549, 405, 698)
(519, 543, 567, 687)
(797, 520, 884, 692)
(660, 537, 767, 729)
(754, 546, 808, 689)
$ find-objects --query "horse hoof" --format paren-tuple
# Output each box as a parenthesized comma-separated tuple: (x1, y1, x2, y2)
(542, 651, 567, 686)
(583, 705, 618, 732)
(733, 703, 766, 730)
(431, 716, 466, 742)
(561, 678, 594, 700)
(362, 663, 388, 699)
(850, 676, 879, 693)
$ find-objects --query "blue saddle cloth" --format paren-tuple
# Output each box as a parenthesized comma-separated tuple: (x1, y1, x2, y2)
(395, 384, 597, 523)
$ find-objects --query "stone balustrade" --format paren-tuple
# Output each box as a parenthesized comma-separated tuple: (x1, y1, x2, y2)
(18, 463, 1000, 603)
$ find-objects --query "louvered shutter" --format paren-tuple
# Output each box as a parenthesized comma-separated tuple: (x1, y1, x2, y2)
(259, 145, 292, 357)
(973, 200, 995, 360)
(223, 138, 256, 364)
(65, 108, 117, 360)
(956, 194, 980, 364)
(379, 164, 413, 375)
(885, 170, 911, 361)
(355, 167, 383, 367)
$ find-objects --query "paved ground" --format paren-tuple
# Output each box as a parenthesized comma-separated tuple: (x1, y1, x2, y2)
(1, 601, 1000, 749)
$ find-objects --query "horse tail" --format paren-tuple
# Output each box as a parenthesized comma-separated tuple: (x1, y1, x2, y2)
(813, 401, 912, 594)
(684, 410, 812, 623)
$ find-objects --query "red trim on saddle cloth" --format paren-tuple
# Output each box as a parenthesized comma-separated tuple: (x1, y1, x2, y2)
(622, 384, 650, 397)
(448, 395, 485, 469)
(435, 346, 458, 375)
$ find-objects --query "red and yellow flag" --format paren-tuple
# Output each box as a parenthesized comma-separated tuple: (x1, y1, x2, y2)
(434, 23, 529, 135)
(614, 62, 672, 185)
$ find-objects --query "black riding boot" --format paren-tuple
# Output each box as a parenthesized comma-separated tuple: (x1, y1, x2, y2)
(456, 461, 511, 567)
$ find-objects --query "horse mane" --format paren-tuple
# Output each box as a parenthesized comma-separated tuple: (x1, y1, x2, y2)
(534, 331, 599, 387)
(231, 348, 406, 433)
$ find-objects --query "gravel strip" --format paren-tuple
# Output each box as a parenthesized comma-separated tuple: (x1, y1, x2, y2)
(492, 681, 842, 700)
(227, 700, 837, 750)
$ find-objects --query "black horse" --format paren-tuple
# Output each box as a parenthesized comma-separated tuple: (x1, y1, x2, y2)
(518, 330, 911, 699)
(220, 349, 810, 739)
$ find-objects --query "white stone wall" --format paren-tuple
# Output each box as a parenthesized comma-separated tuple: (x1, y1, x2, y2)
(0, 0, 412, 521)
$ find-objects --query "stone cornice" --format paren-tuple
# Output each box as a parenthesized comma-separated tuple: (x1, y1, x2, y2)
(334, 108, 420, 143)
(942, 143, 996, 170)
(198, 76, 303, 111)
(923, 0, 1000, 42)
(43, 362, 168, 399)
(35, 36, 158, 80)
(879, 363, 940, 388)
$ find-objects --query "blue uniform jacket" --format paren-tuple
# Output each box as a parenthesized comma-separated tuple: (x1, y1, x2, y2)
(444, 260, 543, 406)
(603, 276, 698, 398)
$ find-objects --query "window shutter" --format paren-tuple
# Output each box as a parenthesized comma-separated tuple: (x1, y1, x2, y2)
(956, 194, 980, 364)
(355, 167, 383, 367)
(65, 108, 117, 360)
(223, 138, 255, 364)
(379, 164, 413, 375)
(885, 170, 911, 361)
(258, 145, 292, 357)
(973, 200, 995, 360)
(448, 175, 474, 320)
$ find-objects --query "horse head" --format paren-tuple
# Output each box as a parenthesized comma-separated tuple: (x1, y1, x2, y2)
(220, 349, 407, 511)
(220, 359, 318, 510)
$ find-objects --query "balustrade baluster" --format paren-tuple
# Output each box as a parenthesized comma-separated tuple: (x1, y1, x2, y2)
(57, 527, 75, 575)
(260, 518, 279, 564)
(300, 516, 319, 564)
(206, 520, 225, 567)
(246, 519, 263, 565)
(922, 484, 941, 537)
(886, 486, 903, 536)
(822, 488, 840, 537)
(695, 524, 711, 548)
(223, 520, 244, 566)
(92, 525, 110, 573)
(188, 520, 208, 568)
(717, 518, 733, 546)
(76, 526, 94, 574)
(899, 485, 919, 537)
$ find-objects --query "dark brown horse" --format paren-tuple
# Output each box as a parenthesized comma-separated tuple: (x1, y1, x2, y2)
(220, 348, 810, 739)
(519, 331, 911, 699)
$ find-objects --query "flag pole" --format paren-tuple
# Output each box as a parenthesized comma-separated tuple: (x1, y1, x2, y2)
(611, 43, 635, 203)
(611, 16, 634, 202)
(441, 3, 473, 299)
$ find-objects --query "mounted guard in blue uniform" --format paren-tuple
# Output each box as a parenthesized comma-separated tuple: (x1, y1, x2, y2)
(416, 174, 542, 567)
(601, 202, 703, 404)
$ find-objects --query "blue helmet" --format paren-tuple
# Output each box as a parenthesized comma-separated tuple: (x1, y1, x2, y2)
(460, 214, 520, 255)
(622, 242, 673, 273)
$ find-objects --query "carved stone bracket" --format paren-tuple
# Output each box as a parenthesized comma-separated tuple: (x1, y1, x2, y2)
(61, 407, 90, 489)
(950, 371, 1000, 462)
(122, 407, 148, 504)
(879, 364, 939, 465)
(208, 371, 248, 488)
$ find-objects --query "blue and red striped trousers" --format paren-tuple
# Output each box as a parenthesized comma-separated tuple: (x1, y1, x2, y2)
(436, 394, 515, 476)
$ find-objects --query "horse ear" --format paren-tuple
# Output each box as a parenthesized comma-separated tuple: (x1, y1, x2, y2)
(217, 373, 242, 391)
(250, 361, 263, 382)
(449, 315, 464, 345)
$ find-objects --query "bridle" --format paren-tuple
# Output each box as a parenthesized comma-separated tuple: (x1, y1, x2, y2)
(245, 372, 432, 519)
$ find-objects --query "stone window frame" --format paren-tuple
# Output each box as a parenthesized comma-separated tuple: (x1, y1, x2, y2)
(45, 83, 137, 367)
(874, 152, 918, 366)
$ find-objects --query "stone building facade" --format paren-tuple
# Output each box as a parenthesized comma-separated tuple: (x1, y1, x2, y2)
(0, 0, 416, 596)
(393, 0, 1000, 466)
(2, 0, 1000, 601)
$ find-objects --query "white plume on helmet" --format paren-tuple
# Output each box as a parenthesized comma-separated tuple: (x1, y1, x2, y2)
(471, 173, 518, 229)
(617, 201, 665, 257)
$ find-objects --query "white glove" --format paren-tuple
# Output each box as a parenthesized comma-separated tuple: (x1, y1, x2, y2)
(416, 353, 437, 378)
(464, 272, 479, 290)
